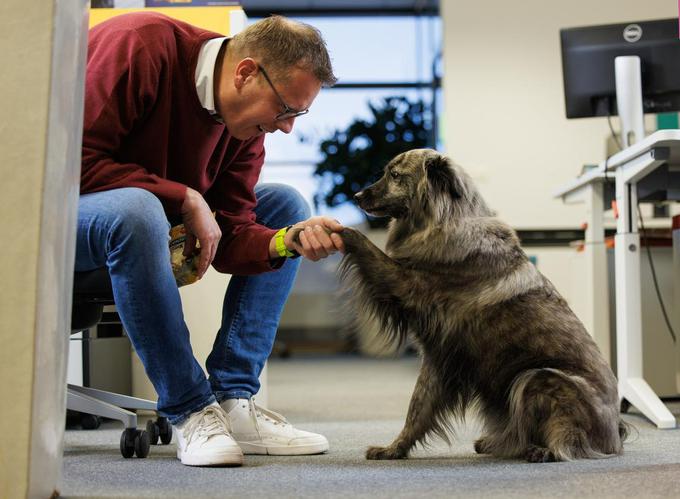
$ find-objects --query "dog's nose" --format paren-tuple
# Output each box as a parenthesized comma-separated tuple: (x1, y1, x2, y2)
(354, 191, 364, 202)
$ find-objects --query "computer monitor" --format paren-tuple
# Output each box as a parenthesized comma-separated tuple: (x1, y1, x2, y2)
(560, 18, 680, 119)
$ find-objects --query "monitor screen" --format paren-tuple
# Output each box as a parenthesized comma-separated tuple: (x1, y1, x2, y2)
(560, 18, 680, 119)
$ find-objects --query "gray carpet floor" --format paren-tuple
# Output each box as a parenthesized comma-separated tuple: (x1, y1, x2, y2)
(61, 356, 680, 498)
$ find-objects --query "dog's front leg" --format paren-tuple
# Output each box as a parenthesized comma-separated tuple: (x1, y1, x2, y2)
(340, 227, 389, 260)
(340, 227, 408, 298)
(367, 361, 446, 460)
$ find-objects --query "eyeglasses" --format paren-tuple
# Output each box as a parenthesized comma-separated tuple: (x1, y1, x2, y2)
(258, 65, 310, 121)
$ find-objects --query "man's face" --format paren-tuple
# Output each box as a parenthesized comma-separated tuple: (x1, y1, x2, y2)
(223, 64, 322, 141)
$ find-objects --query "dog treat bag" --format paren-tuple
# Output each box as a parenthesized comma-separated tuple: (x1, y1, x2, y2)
(169, 223, 201, 287)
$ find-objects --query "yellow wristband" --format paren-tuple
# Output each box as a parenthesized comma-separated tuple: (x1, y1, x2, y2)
(275, 225, 298, 258)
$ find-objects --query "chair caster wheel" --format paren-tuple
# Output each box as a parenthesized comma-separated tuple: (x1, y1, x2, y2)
(120, 428, 136, 458)
(80, 414, 101, 430)
(157, 417, 172, 445)
(146, 419, 159, 445)
(135, 430, 150, 458)
(120, 428, 150, 458)
(146, 417, 172, 445)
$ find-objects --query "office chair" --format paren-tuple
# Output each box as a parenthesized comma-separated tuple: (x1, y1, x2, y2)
(70, 267, 172, 458)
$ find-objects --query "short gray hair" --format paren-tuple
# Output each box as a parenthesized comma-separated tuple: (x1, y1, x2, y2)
(229, 15, 337, 87)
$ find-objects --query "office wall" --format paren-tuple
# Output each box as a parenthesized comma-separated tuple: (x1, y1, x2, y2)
(441, 0, 677, 229)
(0, 0, 88, 497)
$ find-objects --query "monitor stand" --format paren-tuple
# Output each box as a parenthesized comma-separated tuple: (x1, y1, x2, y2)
(615, 55, 645, 147)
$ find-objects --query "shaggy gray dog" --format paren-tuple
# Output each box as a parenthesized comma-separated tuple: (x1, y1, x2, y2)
(338, 148, 626, 462)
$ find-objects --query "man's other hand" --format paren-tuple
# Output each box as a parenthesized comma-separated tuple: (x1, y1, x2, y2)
(181, 188, 222, 278)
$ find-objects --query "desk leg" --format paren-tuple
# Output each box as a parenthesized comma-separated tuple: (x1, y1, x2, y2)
(615, 177, 676, 428)
(583, 183, 610, 364)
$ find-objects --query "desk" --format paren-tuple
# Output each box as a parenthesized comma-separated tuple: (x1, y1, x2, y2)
(555, 129, 680, 429)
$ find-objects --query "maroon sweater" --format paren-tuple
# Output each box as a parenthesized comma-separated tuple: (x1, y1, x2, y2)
(82, 12, 278, 275)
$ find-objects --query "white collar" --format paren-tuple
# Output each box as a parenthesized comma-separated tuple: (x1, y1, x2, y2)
(195, 37, 227, 121)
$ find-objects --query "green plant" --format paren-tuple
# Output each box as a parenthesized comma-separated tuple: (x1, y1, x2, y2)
(313, 96, 433, 226)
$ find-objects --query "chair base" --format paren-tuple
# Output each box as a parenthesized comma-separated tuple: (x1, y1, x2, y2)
(67, 384, 157, 429)
(67, 384, 168, 458)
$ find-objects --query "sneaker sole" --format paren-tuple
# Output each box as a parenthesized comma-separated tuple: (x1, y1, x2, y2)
(177, 449, 244, 467)
(237, 441, 329, 456)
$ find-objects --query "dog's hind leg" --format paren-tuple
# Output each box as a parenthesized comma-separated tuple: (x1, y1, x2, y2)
(473, 437, 490, 454)
(366, 362, 450, 460)
(505, 368, 618, 462)
(473, 413, 522, 457)
(474, 423, 507, 455)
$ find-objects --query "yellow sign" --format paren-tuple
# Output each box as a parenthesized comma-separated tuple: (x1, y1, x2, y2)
(89, 6, 244, 35)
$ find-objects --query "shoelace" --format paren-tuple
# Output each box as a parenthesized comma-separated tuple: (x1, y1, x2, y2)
(247, 398, 290, 430)
(182, 405, 231, 444)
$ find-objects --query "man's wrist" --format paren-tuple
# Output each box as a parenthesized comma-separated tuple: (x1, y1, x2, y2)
(274, 225, 300, 259)
(181, 187, 198, 213)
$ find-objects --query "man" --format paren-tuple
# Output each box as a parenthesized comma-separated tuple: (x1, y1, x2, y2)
(78, 12, 344, 466)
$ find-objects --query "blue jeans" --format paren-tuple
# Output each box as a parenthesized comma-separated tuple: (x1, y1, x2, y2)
(75, 184, 309, 425)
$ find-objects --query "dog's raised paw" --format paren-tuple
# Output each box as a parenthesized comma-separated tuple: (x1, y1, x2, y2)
(525, 445, 556, 463)
(366, 445, 406, 460)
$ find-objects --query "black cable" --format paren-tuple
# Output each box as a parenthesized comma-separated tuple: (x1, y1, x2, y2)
(607, 113, 623, 151)
(636, 203, 677, 343)
(603, 108, 621, 186)
(603, 154, 611, 186)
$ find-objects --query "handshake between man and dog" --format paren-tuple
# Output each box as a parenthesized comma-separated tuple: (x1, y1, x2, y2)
(337, 149, 626, 463)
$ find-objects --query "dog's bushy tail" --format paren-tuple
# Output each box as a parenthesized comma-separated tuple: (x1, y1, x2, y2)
(618, 419, 629, 441)
(500, 368, 625, 461)
(618, 417, 636, 444)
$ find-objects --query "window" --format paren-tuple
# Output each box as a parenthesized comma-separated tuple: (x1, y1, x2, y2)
(254, 15, 442, 225)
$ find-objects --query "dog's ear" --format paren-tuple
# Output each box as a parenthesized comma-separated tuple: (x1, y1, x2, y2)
(425, 154, 464, 200)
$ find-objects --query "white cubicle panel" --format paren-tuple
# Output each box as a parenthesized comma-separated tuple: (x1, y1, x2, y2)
(0, 0, 89, 497)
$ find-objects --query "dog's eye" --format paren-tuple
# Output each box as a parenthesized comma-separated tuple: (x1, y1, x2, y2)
(390, 170, 399, 179)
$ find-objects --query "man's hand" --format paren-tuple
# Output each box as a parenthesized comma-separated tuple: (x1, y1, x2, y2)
(270, 216, 345, 262)
(181, 187, 222, 279)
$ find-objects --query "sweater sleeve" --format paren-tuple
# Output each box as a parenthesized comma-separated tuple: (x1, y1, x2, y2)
(206, 136, 282, 275)
(81, 27, 188, 212)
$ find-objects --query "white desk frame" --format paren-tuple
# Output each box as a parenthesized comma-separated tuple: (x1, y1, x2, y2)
(555, 129, 680, 429)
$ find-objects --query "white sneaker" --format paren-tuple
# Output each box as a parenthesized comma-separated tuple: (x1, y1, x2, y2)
(174, 402, 243, 466)
(221, 398, 329, 456)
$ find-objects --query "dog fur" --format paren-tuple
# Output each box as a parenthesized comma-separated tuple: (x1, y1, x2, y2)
(339, 148, 626, 463)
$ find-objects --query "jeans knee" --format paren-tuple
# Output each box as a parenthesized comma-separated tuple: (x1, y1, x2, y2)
(109, 188, 170, 246)
(286, 187, 311, 223)
(257, 183, 311, 225)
